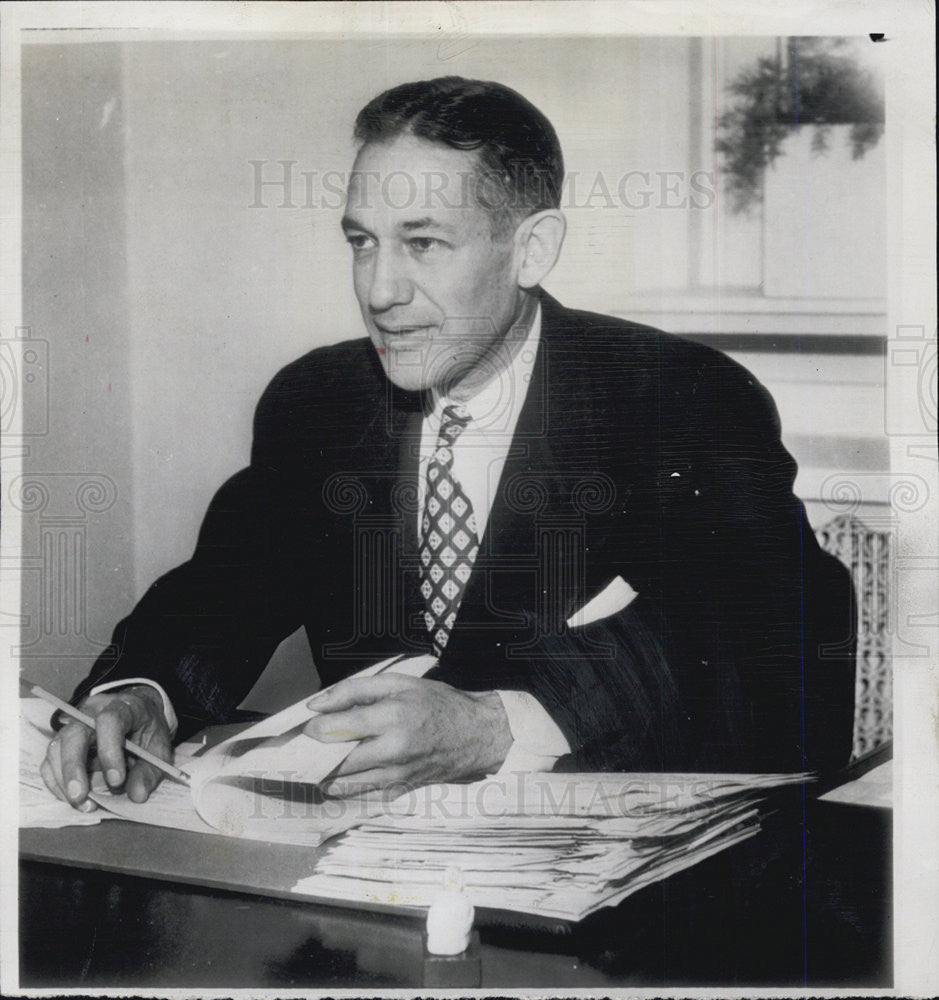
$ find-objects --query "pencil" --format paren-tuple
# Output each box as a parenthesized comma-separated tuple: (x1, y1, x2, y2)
(23, 679, 191, 787)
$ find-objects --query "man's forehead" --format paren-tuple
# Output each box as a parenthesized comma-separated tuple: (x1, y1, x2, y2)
(345, 166, 477, 199)
(345, 140, 491, 225)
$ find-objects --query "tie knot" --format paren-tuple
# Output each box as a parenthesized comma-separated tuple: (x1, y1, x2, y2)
(440, 404, 471, 441)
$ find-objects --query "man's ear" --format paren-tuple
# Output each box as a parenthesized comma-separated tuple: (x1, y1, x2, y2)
(515, 210, 566, 289)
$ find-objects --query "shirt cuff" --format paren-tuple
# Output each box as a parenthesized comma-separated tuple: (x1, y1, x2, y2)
(89, 677, 178, 737)
(494, 689, 571, 773)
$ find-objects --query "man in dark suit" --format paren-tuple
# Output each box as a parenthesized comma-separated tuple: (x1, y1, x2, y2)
(42, 77, 856, 810)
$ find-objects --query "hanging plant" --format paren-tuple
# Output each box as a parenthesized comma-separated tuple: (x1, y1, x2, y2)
(715, 38, 884, 214)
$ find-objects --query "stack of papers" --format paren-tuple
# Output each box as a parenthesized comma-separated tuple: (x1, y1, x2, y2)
(293, 770, 810, 921)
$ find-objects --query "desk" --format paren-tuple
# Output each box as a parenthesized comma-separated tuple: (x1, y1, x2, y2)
(20, 796, 890, 989)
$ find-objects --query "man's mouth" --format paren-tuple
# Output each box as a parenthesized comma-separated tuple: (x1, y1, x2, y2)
(373, 322, 434, 339)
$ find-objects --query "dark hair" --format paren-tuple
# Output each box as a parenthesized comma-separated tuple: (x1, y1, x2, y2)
(353, 76, 564, 235)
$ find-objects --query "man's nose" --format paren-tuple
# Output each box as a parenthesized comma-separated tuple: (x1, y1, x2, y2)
(367, 247, 414, 312)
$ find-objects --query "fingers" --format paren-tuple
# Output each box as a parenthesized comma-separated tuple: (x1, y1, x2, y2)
(323, 765, 414, 798)
(320, 728, 418, 798)
(39, 754, 68, 803)
(93, 699, 136, 788)
(322, 770, 390, 797)
(306, 674, 417, 714)
(303, 700, 402, 743)
(43, 721, 94, 806)
(58, 721, 97, 804)
(332, 729, 412, 775)
(124, 724, 172, 803)
(125, 760, 164, 803)
(42, 729, 96, 809)
(40, 689, 172, 808)
(40, 750, 99, 813)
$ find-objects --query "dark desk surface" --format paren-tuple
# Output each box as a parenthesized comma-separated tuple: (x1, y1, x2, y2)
(20, 796, 891, 989)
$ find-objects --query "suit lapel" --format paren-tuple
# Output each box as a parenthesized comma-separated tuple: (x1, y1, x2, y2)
(442, 293, 610, 659)
(394, 406, 431, 650)
(319, 378, 433, 665)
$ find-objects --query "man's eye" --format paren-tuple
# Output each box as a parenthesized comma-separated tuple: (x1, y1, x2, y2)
(408, 237, 441, 254)
(345, 234, 374, 252)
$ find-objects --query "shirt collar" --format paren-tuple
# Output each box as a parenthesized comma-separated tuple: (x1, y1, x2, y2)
(431, 304, 542, 435)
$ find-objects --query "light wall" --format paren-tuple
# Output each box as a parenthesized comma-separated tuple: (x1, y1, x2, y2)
(20, 43, 135, 695)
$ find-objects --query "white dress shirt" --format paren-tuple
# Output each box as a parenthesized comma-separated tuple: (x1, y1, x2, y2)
(93, 305, 571, 773)
(417, 304, 571, 772)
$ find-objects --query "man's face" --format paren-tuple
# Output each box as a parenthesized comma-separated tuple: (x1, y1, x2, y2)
(342, 135, 525, 398)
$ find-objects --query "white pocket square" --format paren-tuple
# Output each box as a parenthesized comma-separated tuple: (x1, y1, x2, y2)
(566, 575, 638, 629)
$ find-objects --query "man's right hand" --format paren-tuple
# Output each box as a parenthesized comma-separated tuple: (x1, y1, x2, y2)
(40, 685, 173, 809)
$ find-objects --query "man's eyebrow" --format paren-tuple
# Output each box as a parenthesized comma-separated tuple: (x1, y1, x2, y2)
(340, 216, 369, 234)
(400, 217, 456, 233)
(340, 215, 457, 235)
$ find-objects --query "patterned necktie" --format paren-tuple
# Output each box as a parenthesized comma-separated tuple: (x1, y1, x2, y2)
(419, 404, 479, 656)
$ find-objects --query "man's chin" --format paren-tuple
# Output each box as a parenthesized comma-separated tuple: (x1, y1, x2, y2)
(374, 352, 432, 393)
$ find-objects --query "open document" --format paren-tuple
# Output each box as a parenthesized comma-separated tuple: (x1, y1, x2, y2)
(20, 654, 436, 845)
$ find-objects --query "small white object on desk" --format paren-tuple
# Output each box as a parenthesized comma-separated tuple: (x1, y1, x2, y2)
(425, 866, 475, 956)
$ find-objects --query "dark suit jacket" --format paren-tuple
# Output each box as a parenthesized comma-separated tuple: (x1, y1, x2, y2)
(76, 292, 857, 773)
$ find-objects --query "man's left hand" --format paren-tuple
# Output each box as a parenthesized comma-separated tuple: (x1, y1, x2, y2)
(303, 674, 512, 797)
